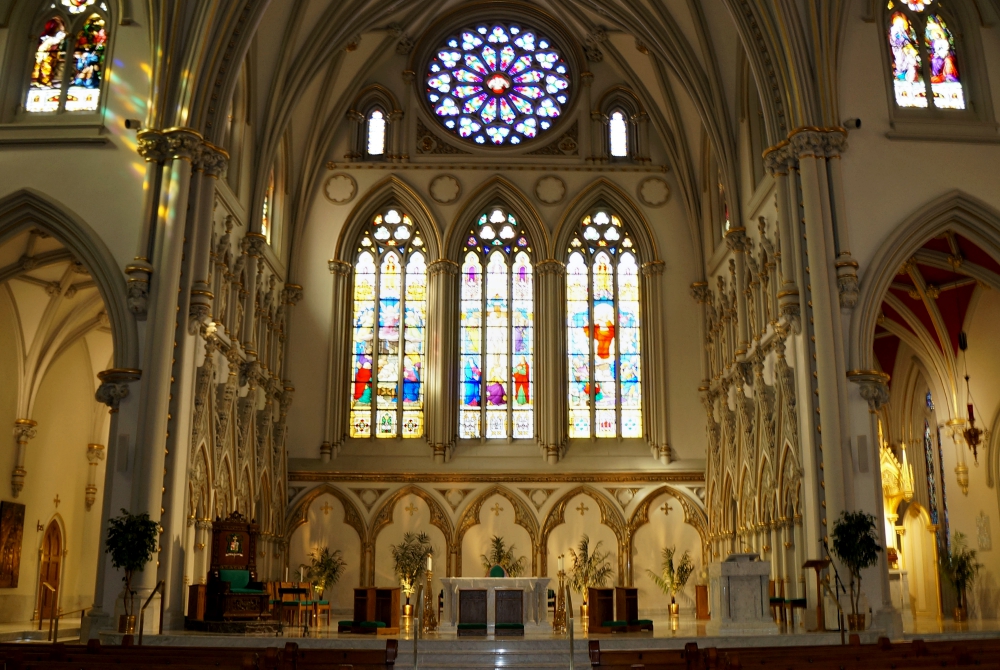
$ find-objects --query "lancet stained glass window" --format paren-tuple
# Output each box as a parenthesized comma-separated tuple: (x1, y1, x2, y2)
(886, 1, 964, 110)
(350, 208, 427, 439)
(65, 14, 106, 112)
(426, 21, 570, 146)
(609, 110, 628, 157)
(459, 207, 534, 439)
(367, 109, 386, 156)
(26, 18, 68, 112)
(566, 210, 642, 439)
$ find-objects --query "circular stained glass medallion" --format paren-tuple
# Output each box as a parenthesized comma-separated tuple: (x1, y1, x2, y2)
(425, 22, 571, 147)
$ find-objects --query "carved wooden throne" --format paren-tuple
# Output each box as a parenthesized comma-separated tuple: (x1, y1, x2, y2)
(205, 511, 268, 620)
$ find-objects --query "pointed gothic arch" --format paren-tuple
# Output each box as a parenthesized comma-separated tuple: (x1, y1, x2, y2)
(0, 189, 138, 369)
(539, 485, 626, 582)
(333, 176, 442, 262)
(628, 486, 709, 566)
(445, 176, 550, 261)
(454, 485, 540, 577)
(368, 485, 455, 582)
(554, 179, 659, 263)
(284, 483, 368, 547)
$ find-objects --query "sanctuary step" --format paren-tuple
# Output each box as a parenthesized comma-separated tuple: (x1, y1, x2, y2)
(395, 638, 589, 669)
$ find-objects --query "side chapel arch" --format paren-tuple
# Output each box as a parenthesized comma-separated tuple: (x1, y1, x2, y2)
(539, 485, 626, 582)
(368, 485, 454, 582)
(628, 485, 709, 570)
(454, 485, 540, 576)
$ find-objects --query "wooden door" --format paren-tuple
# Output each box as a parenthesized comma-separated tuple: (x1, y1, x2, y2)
(38, 521, 61, 620)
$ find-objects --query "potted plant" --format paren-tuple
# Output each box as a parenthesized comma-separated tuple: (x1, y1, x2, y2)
(391, 531, 433, 616)
(941, 531, 982, 622)
(830, 510, 882, 631)
(567, 534, 613, 619)
(480, 535, 526, 577)
(646, 546, 694, 616)
(104, 508, 159, 635)
(310, 546, 347, 599)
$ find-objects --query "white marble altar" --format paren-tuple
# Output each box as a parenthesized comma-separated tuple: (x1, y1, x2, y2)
(706, 553, 778, 635)
(440, 577, 550, 633)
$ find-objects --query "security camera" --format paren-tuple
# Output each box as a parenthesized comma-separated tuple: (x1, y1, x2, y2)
(124, 119, 142, 130)
(842, 118, 861, 129)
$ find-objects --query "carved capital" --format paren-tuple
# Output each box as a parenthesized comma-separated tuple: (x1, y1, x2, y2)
(124, 259, 153, 319)
(283, 284, 303, 306)
(835, 254, 860, 309)
(95, 368, 141, 413)
(245, 233, 268, 257)
(136, 129, 169, 162)
(328, 259, 351, 277)
(86, 443, 105, 464)
(789, 127, 848, 159)
(534, 259, 566, 278)
(13, 419, 37, 444)
(197, 141, 229, 177)
(428, 259, 460, 277)
(763, 143, 792, 175)
(690, 281, 712, 304)
(163, 127, 204, 162)
(848, 370, 891, 412)
(640, 260, 665, 277)
(724, 227, 749, 253)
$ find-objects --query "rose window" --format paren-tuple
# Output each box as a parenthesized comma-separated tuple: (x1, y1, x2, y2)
(425, 22, 571, 146)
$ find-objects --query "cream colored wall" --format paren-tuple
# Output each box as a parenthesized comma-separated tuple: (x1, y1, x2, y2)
(461, 493, 533, 578)
(631, 491, 705, 614)
(287, 493, 363, 613)
(371, 492, 448, 609)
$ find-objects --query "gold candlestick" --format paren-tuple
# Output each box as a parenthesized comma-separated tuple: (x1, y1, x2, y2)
(422, 569, 438, 633)
(552, 570, 567, 633)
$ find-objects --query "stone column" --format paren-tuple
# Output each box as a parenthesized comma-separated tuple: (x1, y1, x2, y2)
(324, 260, 352, 460)
(536, 260, 566, 463)
(85, 444, 105, 510)
(188, 144, 229, 329)
(764, 146, 800, 323)
(641, 261, 670, 463)
(426, 260, 459, 463)
(851, 371, 902, 636)
(10, 419, 36, 497)
(130, 128, 199, 609)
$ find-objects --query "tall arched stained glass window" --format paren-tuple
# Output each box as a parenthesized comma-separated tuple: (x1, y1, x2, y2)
(567, 210, 642, 439)
(26, 6, 107, 114)
(349, 208, 428, 439)
(367, 109, 386, 156)
(65, 13, 107, 111)
(459, 207, 534, 440)
(886, 1, 965, 110)
(26, 17, 68, 112)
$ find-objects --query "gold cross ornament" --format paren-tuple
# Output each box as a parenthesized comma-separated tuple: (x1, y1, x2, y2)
(53, 495, 61, 508)
(576, 502, 589, 516)
(490, 502, 504, 517)
(660, 502, 673, 516)
(405, 502, 418, 516)
(320, 501, 333, 516)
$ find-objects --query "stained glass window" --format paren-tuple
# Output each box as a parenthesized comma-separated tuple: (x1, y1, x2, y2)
(367, 109, 386, 156)
(261, 170, 275, 245)
(26, 18, 68, 113)
(923, 419, 938, 525)
(426, 21, 570, 146)
(924, 15, 964, 109)
(65, 14, 107, 112)
(459, 207, 534, 439)
(886, 2, 965, 110)
(609, 110, 628, 157)
(350, 208, 427, 439)
(888, 12, 926, 107)
(62, 0, 96, 13)
(566, 210, 642, 439)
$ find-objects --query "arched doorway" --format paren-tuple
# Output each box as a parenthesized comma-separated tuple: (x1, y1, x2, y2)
(37, 521, 62, 621)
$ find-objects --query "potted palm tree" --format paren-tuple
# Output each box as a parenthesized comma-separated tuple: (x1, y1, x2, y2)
(391, 532, 433, 616)
(646, 546, 694, 616)
(567, 534, 613, 619)
(480, 535, 526, 577)
(104, 509, 159, 635)
(310, 546, 347, 599)
(941, 532, 982, 622)
(830, 510, 882, 630)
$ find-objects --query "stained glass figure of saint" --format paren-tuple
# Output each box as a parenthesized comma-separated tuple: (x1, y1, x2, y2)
(459, 207, 534, 439)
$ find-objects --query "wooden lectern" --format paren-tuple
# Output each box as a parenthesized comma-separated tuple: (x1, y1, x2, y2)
(803, 559, 831, 632)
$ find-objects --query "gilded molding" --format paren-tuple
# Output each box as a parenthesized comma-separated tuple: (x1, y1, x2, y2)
(288, 470, 705, 484)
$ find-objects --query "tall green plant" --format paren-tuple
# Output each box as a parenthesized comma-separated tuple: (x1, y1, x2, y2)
(310, 547, 347, 595)
(391, 532, 433, 599)
(941, 532, 982, 612)
(646, 546, 694, 603)
(567, 534, 613, 603)
(830, 510, 882, 618)
(480, 535, 526, 577)
(104, 509, 159, 618)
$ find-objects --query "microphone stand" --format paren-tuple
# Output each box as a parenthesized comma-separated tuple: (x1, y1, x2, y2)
(820, 539, 846, 644)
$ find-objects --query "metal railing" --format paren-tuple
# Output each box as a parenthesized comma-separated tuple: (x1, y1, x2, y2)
(137, 580, 165, 645)
(37, 583, 56, 631)
(566, 584, 574, 670)
(413, 585, 424, 670)
(48, 607, 91, 642)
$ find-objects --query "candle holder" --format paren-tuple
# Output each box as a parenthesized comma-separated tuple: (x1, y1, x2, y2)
(552, 570, 567, 633)
(422, 568, 438, 633)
